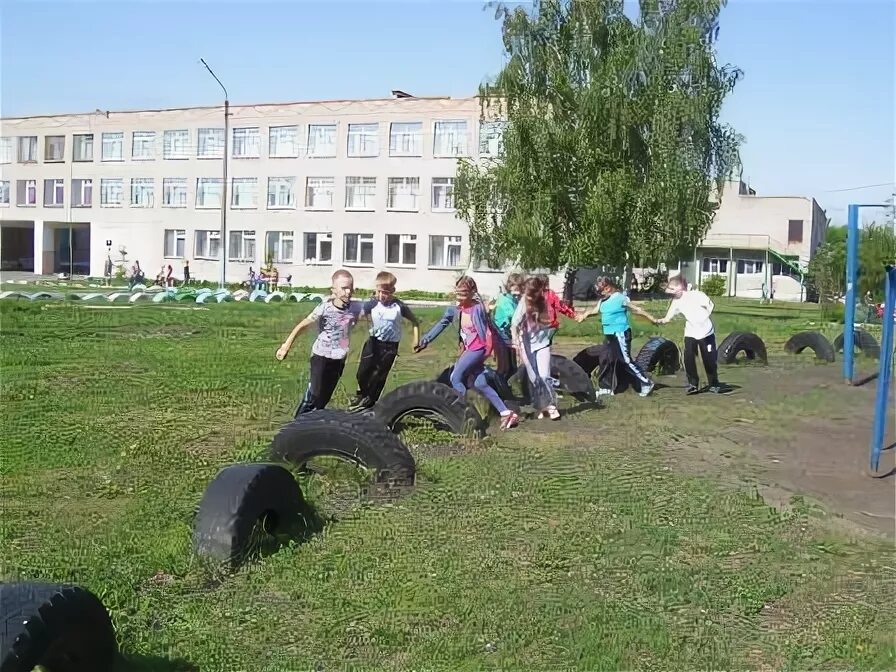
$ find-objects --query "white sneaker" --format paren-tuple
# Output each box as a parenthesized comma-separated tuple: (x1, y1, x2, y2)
(596, 388, 614, 397)
(547, 406, 561, 421)
(639, 382, 655, 398)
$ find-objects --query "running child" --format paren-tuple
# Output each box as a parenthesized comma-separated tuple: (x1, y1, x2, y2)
(414, 276, 519, 430)
(276, 269, 366, 416)
(540, 274, 578, 324)
(511, 275, 560, 420)
(350, 271, 420, 411)
(655, 275, 730, 394)
(492, 272, 525, 373)
(576, 275, 655, 397)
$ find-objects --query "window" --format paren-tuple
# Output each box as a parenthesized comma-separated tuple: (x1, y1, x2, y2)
(130, 178, 155, 207)
(387, 177, 419, 211)
(345, 176, 376, 210)
(232, 127, 260, 158)
(788, 219, 804, 243)
(16, 180, 37, 206)
(736, 259, 763, 274)
(701, 258, 728, 274)
(72, 179, 92, 207)
(231, 178, 258, 208)
(343, 233, 374, 265)
(18, 136, 38, 162)
(43, 179, 64, 207)
(0, 181, 9, 205)
(305, 177, 335, 210)
(433, 120, 468, 157)
(0, 137, 11, 164)
(266, 231, 295, 263)
(479, 120, 506, 157)
(347, 123, 378, 157)
(197, 128, 224, 158)
(163, 129, 190, 159)
(100, 178, 123, 207)
(386, 234, 417, 266)
(195, 230, 221, 259)
(132, 131, 156, 160)
(228, 230, 256, 262)
(304, 232, 332, 264)
(163, 229, 186, 258)
(196, 178, 223, 208)
(389, 122, 422, 156)
(269, 126, 298, 158)
(73, 134, 93, 162)
(44, 135, 65, 162)
(307, 124, 337, 157)
(429, 235, 462, 268)
(162, 178, 188, 207)
(772, 262, 800, 279)
(431, 177, 455, 211)
(101, 132, 123, 161)
(267, 177, 295, 209)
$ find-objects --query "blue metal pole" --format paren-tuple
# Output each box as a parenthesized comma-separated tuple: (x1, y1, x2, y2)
(843, 204, 860, 383)
(870, 266, 895, 472)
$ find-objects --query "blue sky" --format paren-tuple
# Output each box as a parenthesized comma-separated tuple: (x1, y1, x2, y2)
(2, 0, 893, 225)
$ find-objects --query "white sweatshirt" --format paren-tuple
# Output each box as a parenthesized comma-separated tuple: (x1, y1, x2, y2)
(662, 290, 715, 340)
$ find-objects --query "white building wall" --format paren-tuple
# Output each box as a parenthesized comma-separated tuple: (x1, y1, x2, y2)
(0, 97, 495, 292)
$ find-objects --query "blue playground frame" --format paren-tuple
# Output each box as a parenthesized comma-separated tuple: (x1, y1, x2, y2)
(842, 203, 894, 472)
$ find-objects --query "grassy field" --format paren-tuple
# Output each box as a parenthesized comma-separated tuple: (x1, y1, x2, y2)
(0, 297, 892, 671)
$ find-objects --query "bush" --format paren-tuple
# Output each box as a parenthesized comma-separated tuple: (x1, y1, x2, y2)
(701, 274, 726, 297)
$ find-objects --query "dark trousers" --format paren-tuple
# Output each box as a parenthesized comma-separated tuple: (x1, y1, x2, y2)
(295, 354, 346, 417)
(355, 337, 399, 404)
(683, 334, 719, 388)
(602, 329, 651, 392)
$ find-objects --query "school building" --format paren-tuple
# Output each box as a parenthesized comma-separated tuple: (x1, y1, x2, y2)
(0, 94, 825, 300)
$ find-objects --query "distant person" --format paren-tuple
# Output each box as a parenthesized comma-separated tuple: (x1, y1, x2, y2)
(103, 254, 113, 287)
(165, 264, 174, 287)
(129, 261, 145, 289)
(182, 259, 191, 286)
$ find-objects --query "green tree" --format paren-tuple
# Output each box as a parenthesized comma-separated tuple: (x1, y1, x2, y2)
(808, 223, 896, 301)
(454, 0, 743, 300)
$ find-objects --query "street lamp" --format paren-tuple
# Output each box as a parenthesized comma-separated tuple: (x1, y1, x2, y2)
(200, 58, 229, 288)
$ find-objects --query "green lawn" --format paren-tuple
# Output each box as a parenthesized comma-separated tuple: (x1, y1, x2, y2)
(0, 298, 892, 671)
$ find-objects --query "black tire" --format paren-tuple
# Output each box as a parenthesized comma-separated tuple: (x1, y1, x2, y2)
(720, 331, 768, 365)
(0, 583, 117, 672)
(514, 354, 596, 402)
(271, 409, 416, 485)
(193, 463, 309, 566)
(373, 381, 488, 438)
(717, 331, 744, 356)
(635, 337, 682, 375)
(833, 329, 881, 360)
(572, 345, 608, 376)
(784, 331, 836, 362)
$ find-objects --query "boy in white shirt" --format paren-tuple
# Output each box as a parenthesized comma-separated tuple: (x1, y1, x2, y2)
(655, 276, 731, 395)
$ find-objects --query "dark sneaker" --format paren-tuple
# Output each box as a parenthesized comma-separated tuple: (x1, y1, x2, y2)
(348, 396, 372, 412)
(686, 385, 700, 395)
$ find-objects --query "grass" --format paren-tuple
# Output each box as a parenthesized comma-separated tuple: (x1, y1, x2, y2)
(0, 298, 892, 670)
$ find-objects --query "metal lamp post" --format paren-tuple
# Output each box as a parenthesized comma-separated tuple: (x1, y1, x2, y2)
(200, 58, 229, 288)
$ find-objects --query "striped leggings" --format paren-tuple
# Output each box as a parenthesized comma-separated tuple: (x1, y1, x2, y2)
(606, 329, 651, 391)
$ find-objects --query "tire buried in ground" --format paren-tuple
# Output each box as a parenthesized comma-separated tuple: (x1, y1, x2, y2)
(833, 329, 881, 360)
(572, 344, 607, 376)
(271, 409, 416, 486)
(784, 331, 836, 362)
(717, 331, 744, 356)
(547, 354, 596, 402)
(374, 381, 488, 438)
(0, 582, 118, 672)
(635, 337, 682, 375)
(720, 331, 768, 365)
(193, 463, 310, 567)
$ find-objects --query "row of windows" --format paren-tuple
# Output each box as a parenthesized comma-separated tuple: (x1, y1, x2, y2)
(701, 258, 802, 275)
(0, 176, 456, 212)
(163, 229, 462, 269)
(0, 121, 506, 163)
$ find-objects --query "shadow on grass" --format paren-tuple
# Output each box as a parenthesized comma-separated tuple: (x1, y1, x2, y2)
(116, 654, 197, 671)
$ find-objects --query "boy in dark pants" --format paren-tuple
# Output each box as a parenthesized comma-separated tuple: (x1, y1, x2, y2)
(655, 275, 731, 394)
(350, 271, 420, 411)
(276, 269, 366, 416)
